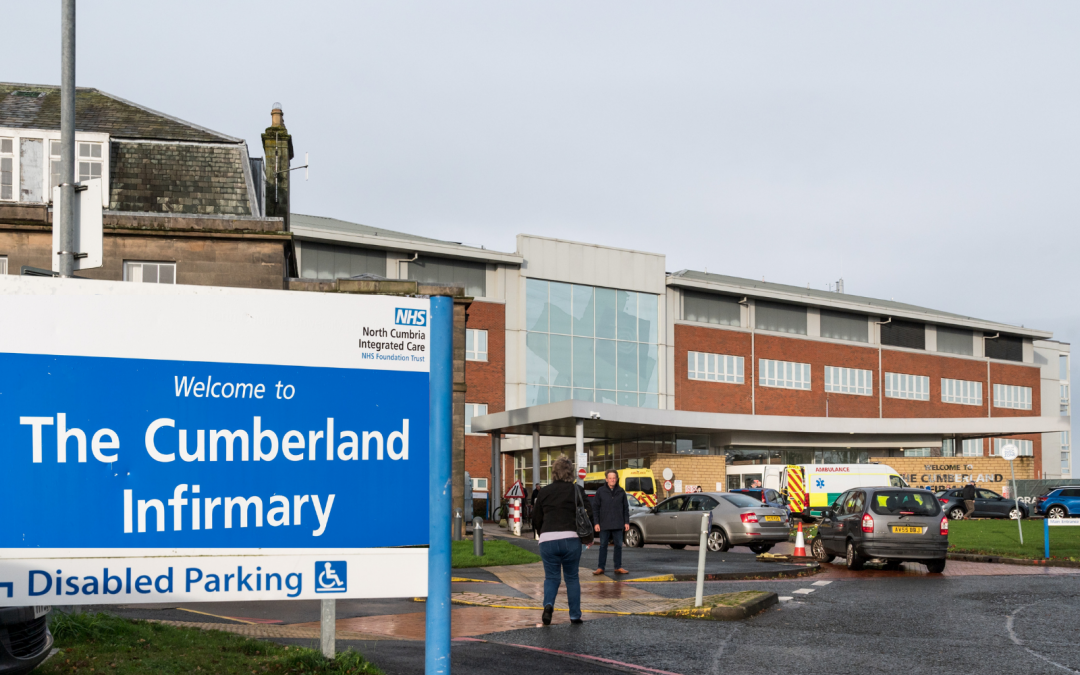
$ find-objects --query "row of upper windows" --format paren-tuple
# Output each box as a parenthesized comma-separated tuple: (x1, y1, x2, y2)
(681, 289, 1026, 362)
(0, 137, 104, 202)
(687, 351, 1032, 408)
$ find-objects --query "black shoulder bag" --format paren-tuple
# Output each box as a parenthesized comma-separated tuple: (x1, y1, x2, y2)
(574, 485, 594, 545)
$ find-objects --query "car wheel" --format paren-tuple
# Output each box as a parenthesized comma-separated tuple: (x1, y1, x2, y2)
(811, 537, 835, 563)
(948, 507, 966, 520)
(925, 559, 946, 574)
(707, 528, 729, 552)
(1047, 505, 1068, 519)
(669, 544, 687, 550)
(748, 543, 774, 554)
(1008, 508, 1024, 520)
(845, 541, 865, 571)
(625, 526, 644, 548)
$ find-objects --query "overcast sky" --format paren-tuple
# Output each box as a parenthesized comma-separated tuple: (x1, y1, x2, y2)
(4, 2, 1078, 346)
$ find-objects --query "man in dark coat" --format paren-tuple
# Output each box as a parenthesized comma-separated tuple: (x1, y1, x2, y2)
(592, 470, 631, 575)
(961, 481, 977, 520)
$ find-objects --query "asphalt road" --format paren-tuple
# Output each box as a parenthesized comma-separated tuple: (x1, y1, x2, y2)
(481, 574, 1080, 675)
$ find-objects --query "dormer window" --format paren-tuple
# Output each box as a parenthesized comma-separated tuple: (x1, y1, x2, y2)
(49, 140, 103, 190)
(0, 138, 12, 200)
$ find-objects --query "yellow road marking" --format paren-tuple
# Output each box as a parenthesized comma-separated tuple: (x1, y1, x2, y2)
(176, 608, 255, 625)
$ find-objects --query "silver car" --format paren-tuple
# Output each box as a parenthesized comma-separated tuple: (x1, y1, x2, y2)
(625, 492, 790, 553)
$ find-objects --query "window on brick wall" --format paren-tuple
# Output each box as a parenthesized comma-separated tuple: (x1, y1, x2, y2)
(466, 329, 488, 362)
(820, 309, 868, 343)
(0, 138, 12, 200)
(961, 439, 983, 457)
(124, 261, 176, 284)
(758, 358, 811, 390)
(824, 365, 873, 396)
(941, 439, 956, 457)
(991, 438, 1033, 457)
(937, 326, 974, 356)
(688, 351, 744, 383)
(880, 319, 925, 350)
(985, 335, 1022, 362)
(941, 378, 982, 406)
(465, 403, 488, 434)
(993, 384, 1032, 410)
(903, 448, 932, 457)
(755, 300, 807, 335)
(884, 372, 929, 401)
(683, 290, 741, 326)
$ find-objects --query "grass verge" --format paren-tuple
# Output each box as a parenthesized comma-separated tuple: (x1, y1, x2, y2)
(948, 519, 1080, 561)
(39, 612, 382, 675)
(452, 539, 540, 568)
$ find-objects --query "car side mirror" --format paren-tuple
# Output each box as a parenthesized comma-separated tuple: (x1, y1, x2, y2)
(822, 508, 834, 518)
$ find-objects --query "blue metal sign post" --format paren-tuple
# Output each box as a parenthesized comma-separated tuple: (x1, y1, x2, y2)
(426, 296, 453, 675)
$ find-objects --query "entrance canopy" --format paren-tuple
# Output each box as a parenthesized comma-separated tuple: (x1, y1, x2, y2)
(471, 399, 1069, 448)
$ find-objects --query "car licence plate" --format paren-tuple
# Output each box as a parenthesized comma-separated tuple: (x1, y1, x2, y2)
(891, 526, 923, 534)
(34, 606, 51, 619)
(764, 516, 782, 522)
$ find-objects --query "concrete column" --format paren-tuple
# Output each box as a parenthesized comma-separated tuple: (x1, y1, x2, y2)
(575, 419, 584, 487)
(491, 433, 501, 516)
(532, 425, 541, 490)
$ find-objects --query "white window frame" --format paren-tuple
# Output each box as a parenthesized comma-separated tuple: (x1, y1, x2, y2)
(993, 383, 1032, 410)
(0, 137, 13, 201)
(758, 358, 811, 390)
(884, 372, 930, 401)
(471, 477, 489, 492)
(961, 439, 983, 457)
(76, 140, 104, 183)
(941, 378, 983, 406)
(465, 403, 488, 435)
(688, 351, 744, 384)
(824, 365, 872, 396)
(0, 256, 7, 275)
(124, 261, 177, 284)
(466, 329, 488, 362)
(0, 126, 109, 206)
(991, 438, 1033, 457)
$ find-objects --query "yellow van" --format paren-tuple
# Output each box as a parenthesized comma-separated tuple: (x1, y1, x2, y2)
(583, 467, 657, 507)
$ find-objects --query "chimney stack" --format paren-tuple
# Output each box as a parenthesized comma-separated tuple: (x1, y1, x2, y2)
(261, 101, 294, 228)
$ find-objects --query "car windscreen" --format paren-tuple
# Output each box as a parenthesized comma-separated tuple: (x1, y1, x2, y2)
(870, 491, 941, 516)
(722, 493, 764, 508)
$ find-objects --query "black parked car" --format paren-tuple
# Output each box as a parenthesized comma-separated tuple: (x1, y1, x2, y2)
(812, 488, 949, 573)
(936, 487, 1027, 521)
(0, 605, 53, 674)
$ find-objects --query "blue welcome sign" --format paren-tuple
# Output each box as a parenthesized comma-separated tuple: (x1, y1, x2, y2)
(0, 277, 431, 604)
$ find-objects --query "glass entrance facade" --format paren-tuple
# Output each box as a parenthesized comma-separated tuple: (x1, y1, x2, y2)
(525, 278, 660, 407)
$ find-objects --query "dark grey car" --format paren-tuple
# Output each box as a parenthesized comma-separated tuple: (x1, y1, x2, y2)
(813, 488, 949, 573)
(0, 605, 53, 675)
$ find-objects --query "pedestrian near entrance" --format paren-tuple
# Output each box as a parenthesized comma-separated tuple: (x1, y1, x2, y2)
(961, 481, 977, 519)
(533, 457, 593, 625)
(592, 469, 630, 576)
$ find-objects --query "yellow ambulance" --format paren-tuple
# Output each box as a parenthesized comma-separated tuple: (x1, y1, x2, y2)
(777, 463, 907, 519)
(583, 467, 658, 507)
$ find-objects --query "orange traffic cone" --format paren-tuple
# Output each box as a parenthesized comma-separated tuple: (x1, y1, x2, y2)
(793, 521, 807, 557)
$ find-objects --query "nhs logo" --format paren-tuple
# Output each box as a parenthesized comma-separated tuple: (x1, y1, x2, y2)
(395, 308, 427, 326)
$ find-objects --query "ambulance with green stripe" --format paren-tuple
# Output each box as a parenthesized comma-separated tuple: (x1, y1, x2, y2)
(772, 464, 908, 520)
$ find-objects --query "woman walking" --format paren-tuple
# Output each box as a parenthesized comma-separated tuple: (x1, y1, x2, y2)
(532, 456, 593, 625)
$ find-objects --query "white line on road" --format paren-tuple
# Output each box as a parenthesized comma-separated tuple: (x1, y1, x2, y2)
(1006, 602, 1080, 674)
(792, 588, 814, 595)
(811, 580, 832, 586)
(778, 596, 794, 602)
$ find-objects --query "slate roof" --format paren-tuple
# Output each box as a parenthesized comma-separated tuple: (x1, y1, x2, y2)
(110, 142, 252, 216)
(291, 213, 455, 245)
(0, 83, 239, 143)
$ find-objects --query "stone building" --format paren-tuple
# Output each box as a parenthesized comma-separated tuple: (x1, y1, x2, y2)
(0, 82, 289, 287)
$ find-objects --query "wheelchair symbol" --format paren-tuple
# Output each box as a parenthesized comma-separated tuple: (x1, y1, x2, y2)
(315, 561, 347, 593)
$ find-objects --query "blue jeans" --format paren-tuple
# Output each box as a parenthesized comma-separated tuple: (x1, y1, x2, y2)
(597, 529, 623, 571)
(539, 537, 583, 620)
